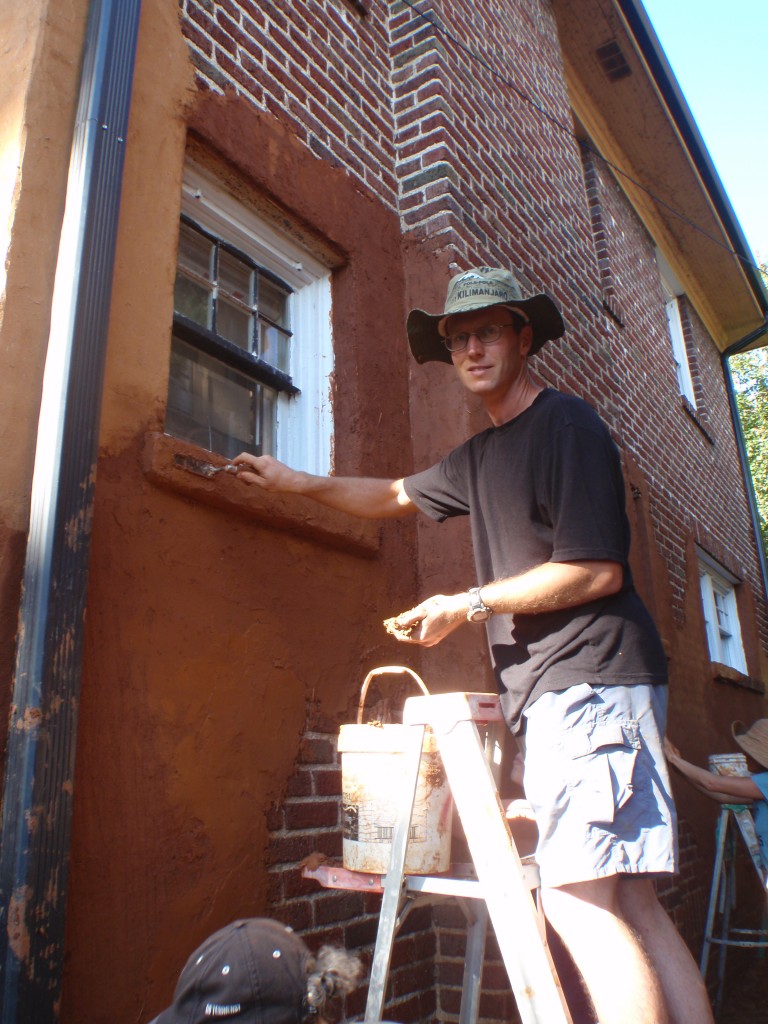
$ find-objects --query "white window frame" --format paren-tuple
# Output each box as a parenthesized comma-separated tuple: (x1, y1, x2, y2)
(176, 162, 334, 475)
(698, 549, 747, 674)
(657, 252, 696, 408)
(664, 292, 696, 408)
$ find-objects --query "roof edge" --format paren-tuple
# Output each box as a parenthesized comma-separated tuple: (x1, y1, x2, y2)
(615, 0, 767, 317)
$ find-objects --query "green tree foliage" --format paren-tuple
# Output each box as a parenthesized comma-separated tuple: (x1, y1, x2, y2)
(731, 339, 768, 557)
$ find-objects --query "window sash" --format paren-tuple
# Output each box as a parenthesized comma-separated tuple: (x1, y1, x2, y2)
(665, 296, 696, 407)
(698, 566, 747, 673)
(168, 215, 300, 458)
(172, 163, 333, 474)
(175, 216, 294, 366)
(172, 314, 298, 396)
(166, 336, 276, 458)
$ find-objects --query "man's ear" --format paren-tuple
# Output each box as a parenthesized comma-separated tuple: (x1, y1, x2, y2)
(519, 323, 534, 357)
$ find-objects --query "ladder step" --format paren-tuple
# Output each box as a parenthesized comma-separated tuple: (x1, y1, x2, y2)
(303, 859, 541, 897)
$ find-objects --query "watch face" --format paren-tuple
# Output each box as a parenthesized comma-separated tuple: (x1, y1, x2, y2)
(468, 608, 491, 622)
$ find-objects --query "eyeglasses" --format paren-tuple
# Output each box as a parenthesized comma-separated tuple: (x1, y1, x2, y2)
(442, 322, 516, 353)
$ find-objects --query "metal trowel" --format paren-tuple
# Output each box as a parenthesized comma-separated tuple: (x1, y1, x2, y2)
(173, 453, 240, 478)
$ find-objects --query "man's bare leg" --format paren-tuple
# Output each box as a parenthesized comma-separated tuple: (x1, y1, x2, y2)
(618, 877, 714, 1024)
(541, 876, 669, 1024)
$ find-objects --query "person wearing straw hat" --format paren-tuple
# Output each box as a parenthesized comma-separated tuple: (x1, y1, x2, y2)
(665, 720, 768, 872)
(231, 266, 713, 1024)
(148, 918, 362, 1024)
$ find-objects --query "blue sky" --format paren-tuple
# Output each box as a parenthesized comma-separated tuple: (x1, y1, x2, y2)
(642, 0, 766, 266)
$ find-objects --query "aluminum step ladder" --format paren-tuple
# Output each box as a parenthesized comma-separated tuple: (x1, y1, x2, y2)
(700, 803, 768, 1017)
(307, 691, 572, 1024)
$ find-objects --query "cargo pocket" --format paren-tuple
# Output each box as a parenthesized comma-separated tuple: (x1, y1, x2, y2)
(564, 719, 641, 825)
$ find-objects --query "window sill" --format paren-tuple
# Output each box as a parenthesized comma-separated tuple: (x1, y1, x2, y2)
(142, 432, 380, 558)
(711, 661, 765, 695)
(680, 396, 714, 444)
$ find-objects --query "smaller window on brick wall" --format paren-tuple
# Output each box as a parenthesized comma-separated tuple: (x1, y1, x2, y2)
(664, 291, 697, 409)
(165, 163, 334, 473)
(657, 253, 697, 409)
(698, 549, 748, 674)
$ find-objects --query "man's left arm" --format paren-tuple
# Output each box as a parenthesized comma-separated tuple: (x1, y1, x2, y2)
(390, 559, 622, 647)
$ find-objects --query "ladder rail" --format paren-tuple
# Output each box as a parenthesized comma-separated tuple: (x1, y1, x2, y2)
(457, 899, 488, 1024)
(700, 803, 768, 1016)
(362, 692, 573, 1024)
(364, 725, 425, 1023)
(429, 714, 572, 1024)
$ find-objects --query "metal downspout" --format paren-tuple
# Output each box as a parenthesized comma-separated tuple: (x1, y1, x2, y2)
(0, 0, 141, 1019)
(721, 318, 768, 608)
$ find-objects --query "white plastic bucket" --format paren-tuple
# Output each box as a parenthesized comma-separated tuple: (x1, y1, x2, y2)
(708, 753, 749, 777)
(338, 667, 453, 875)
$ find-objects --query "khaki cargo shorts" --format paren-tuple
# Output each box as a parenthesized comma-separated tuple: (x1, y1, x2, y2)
(522, 682, 677, 888)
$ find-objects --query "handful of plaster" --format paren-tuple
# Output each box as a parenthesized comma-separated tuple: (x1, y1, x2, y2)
(383, 615, 416, 641)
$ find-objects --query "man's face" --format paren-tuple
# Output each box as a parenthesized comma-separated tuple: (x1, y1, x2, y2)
(445, 304, 533, 401)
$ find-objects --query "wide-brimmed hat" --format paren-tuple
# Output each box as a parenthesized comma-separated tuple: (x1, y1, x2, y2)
(407, 266, 565, 365)
(152, 919, 310, 1024)
(732, 719, 768, 771)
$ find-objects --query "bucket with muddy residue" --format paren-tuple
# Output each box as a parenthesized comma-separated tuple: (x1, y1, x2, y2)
(708, 753, 750, 777)
(338, 666, 453, 875)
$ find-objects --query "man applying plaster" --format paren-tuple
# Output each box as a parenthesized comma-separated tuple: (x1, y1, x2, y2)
(231, 267, 713, 1024)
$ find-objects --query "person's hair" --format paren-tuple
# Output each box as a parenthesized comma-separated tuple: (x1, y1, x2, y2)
(304, 946, 363, 1019)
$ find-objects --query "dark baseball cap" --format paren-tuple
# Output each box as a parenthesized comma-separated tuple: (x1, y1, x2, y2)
(407, 266, 565, 364)
(151, 919, 311, 1024)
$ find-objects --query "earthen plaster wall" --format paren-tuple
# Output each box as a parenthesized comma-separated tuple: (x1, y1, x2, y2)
(58, 3, 438, 1021)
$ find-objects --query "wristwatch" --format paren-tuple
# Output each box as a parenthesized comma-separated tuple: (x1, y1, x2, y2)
(466, 587, 493, 623)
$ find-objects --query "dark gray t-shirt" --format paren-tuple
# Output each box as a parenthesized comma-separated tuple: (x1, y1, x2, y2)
(403, 388, 667, 732)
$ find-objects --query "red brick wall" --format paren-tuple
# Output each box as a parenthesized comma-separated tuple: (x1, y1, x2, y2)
(180, 0, 399, 206)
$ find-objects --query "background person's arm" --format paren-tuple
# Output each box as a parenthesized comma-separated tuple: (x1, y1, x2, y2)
(664, 739, 762, 803)
(232, 453, 415, 519)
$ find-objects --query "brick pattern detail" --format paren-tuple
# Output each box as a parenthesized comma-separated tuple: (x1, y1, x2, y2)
(579, 142, 624, 325)
(433, 902, 522, 1024)
(389, 0, 590, 272)
(179, 0, 399, 206)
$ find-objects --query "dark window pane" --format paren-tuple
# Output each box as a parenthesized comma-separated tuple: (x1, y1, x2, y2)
(259, 320, 291, 373)
(178, 222, 213, 279)
(217, 297, 252, 349)
(219, 250, 253, 304)
(259, 275, 290, 328)
(174, 271, 212, 327)
(165, 336, 277, 458)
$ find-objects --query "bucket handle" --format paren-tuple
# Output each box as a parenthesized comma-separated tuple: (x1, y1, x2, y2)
(357, 666, 430, 725)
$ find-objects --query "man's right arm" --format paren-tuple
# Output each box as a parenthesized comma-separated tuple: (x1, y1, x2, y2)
(231, 453, 415, 520)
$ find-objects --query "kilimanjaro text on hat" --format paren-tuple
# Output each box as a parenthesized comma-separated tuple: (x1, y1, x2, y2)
(454, 285, 513, 301)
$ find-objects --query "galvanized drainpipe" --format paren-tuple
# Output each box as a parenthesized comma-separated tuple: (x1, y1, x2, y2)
(0, 0, 141, 1020)
(722, 318, 768, 607)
